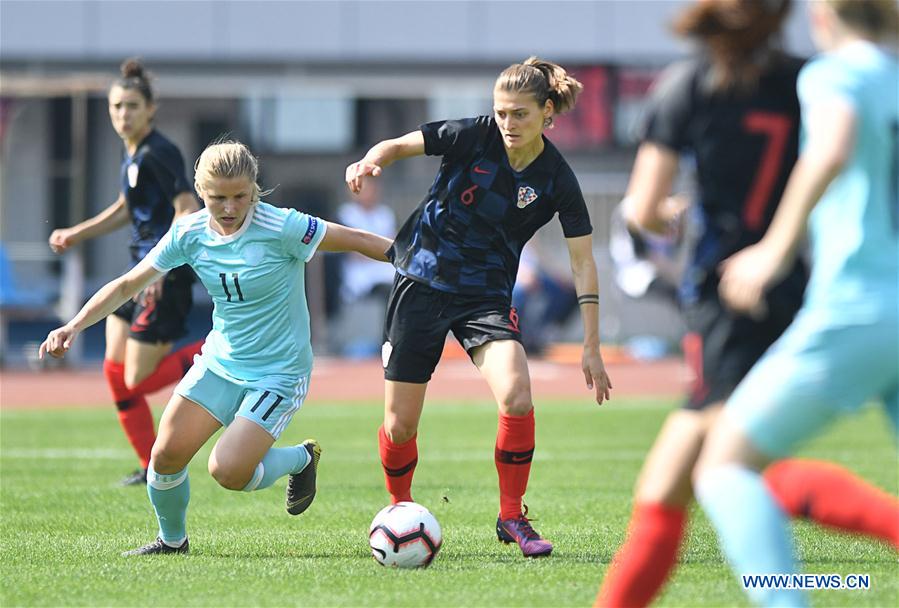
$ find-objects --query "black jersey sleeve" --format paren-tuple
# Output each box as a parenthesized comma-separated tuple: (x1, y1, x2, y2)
(143, 142, 192, 201)
(639, 60, 700, 152)
(421, 116, 491, 161)
(555, 163, 592, 238)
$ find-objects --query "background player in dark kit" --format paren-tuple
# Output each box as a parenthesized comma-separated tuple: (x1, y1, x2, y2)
(48, 58, 202, 485)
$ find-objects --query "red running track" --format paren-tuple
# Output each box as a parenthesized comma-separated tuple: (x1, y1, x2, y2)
(0, 357, 689, 409)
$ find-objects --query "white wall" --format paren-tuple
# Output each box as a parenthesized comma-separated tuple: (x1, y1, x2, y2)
(1, 0, 815, 64)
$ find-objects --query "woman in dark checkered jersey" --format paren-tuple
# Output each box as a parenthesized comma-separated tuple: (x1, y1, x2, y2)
(346, 57, 612, 558)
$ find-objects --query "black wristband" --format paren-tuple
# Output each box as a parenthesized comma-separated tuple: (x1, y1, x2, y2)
(577, 294, 599, 305)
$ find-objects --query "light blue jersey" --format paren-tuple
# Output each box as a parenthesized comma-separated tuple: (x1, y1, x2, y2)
(148, 202, 327, 386)
(797, 41, 899, 321)
(699, 43, 899, 608)
(725, 42, 899, 459)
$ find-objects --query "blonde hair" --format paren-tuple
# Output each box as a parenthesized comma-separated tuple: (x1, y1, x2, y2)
(194, 139, 273, 202)
(824, 0, 899, 40)
(494, 57, 583, 127)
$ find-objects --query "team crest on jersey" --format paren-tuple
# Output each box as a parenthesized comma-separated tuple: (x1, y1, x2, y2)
(127, 162, 139, 188)
(517, 186, 538, 209)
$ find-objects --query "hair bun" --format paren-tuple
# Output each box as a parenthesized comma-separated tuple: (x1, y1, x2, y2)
(120, 57, 145, 80)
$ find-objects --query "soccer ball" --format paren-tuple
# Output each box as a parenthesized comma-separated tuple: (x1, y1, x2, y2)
(368, 501, 443, 568)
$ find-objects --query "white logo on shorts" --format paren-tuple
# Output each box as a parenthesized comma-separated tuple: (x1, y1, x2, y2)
(381, 341, 393, 369)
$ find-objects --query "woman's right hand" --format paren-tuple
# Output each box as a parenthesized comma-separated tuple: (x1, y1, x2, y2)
(345, 159, 382, 194)
(48, 228, 78, 254)
(39, 325, 79, 359)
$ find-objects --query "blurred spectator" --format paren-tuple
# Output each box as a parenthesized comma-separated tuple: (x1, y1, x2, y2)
(512, 243, 578, 356)
(333, 181, 396, 357)
(336, 181, 396, 304)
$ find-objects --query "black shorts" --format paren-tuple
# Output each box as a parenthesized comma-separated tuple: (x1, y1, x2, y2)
(681, 275, 804, 410)
(383, 274, 522, 383)
(112, 265, 194, 344)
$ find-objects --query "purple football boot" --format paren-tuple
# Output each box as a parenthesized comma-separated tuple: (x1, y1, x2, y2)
(496, 513, 553, 557)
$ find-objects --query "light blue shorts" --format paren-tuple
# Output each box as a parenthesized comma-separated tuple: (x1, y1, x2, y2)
(174, 358, 310, 440)
(726, 308, 898, 458)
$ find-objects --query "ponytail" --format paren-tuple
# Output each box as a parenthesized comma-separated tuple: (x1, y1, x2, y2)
(494, 57, 583, 126)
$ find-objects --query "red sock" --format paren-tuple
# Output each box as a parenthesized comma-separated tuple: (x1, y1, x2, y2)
(127, 340, 203, 396)
(103, 360, 155, 468)
(765, 459, 899, 550)
(116, 397, 155, 469)
(595, 502, 686, 608)
(378, 425, 417, 504)
(495, 409, 535, 520)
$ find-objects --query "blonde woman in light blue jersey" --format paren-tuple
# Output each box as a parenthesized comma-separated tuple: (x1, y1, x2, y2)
(40, 140, 394, 556)
(693, 1, 899, 605)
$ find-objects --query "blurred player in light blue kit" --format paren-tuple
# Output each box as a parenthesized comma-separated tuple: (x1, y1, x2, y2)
(40, 140, 394, 555)
(694, 1, 899, 605)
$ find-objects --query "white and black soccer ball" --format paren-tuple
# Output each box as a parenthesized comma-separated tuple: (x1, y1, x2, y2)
(368, 501, 443, 568)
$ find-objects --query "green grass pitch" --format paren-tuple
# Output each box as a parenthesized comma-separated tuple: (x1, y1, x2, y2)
(1, 398, 896, 607)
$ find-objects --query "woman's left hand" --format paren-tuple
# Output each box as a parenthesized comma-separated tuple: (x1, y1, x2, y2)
(583, 349, 612, 405)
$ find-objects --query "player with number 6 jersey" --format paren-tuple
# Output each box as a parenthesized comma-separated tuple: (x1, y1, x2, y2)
(39, 140, 394, 556)
(346, 57, 613, 559)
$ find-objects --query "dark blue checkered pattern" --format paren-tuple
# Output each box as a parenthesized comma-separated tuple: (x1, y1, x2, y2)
(120, 129, 192, 263)
(389, 116, 592, 298)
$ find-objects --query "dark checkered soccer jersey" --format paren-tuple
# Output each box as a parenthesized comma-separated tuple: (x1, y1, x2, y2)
(640, 53, 805, 302)
(389, 115, 592, 298)
(120, 129, 192, 263)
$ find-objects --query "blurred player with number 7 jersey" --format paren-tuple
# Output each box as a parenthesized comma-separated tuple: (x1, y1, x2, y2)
(696, 0, 899, 605)
(597, 1, 898, 606)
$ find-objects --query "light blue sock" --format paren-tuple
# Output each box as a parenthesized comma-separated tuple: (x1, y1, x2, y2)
(146, 465, 190, 546)
(696, 464, 806, 608)
(242, 445, 311, 492)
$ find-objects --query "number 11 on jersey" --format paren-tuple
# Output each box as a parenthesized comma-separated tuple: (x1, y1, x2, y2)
(219, 272, 245, 302)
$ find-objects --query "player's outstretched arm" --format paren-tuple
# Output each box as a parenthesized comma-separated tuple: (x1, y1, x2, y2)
(345, 131, 425, 194)
(566, 234, 612, 404)
(318, 222, 393, 262)
(39, 257, 164, 359)
(48, 193, 130, 254)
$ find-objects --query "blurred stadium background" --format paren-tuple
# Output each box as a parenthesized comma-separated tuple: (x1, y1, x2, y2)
(0, 0, 816, 367)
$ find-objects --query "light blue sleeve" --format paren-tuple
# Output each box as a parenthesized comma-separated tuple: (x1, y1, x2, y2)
(147, 225, 188, 271)
(282, 209, 327, 262)
(797, 57, 859, 113)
